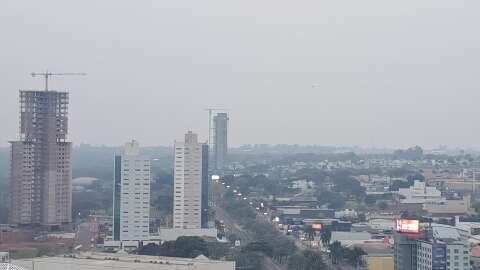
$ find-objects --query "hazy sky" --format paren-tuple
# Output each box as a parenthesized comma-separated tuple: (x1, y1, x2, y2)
(1, 1, 480, 149)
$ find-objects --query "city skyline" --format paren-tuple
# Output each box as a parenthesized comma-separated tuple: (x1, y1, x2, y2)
(2, 1, 480, 269)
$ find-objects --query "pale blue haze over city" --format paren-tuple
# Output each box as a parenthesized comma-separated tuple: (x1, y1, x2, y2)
(1, 0, 479, 148)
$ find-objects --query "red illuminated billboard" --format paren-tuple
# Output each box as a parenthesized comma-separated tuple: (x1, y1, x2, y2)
(396, 219, 419, 233)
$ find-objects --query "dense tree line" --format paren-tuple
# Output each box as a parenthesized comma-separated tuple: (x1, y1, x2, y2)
(138, 236, 213, 258)
(288, 250, 327, 270)
(222, 174, 292, 197)
(329, 241, 365, 268)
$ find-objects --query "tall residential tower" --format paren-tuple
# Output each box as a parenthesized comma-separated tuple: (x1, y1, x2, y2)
(9, 90, 72, 225)
(213, 113, 228, 170)
(112, 141, 151, 242)
(173, 132, 209, 229)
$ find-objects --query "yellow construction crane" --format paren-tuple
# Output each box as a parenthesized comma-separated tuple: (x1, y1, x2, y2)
(31, 71, 87, 91)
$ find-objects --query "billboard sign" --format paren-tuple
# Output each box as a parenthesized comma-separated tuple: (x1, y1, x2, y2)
(432, 243, 447, 270)
(311, 224, 322, 230)
(396, 219, 420, 233)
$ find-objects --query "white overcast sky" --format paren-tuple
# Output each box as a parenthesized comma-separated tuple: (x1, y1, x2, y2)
(1, 0, 479, 149)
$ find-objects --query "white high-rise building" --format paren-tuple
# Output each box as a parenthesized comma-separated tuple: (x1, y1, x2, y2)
(173, 131, 209, 229)
(112, 141, 151, 242)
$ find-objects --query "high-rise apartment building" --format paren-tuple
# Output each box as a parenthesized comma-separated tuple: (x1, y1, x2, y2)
(112, 141, 151, 242)
(417, 240, 470, 270)
(213, 113, 228, 170)
(9, 90, 72, 225)
(394, 231, 419, 270)
(173, 132, 209, 229)
(394, 223, 471, 270)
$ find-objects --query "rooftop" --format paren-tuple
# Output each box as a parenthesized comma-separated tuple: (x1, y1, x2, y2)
(11, 252, 235, 270)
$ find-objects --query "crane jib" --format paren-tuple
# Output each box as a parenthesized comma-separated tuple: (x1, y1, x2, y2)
(30, 72, 87, 91)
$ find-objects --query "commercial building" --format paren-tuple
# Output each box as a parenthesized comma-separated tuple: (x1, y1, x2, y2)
(0, 229, 34, 244)
(11, 252, 235, 270)
(173, 132, 209, 229)
(365, 254, 394, 270)
(471, 245, 480, 270)
(398, 181, 442, 204)
(394, 220, 471, 270)
(330, 231, 373, 247)
(417, 240, 470, 270)
(397, 181, 470, 216)
(423, 198, 470, 216)
(0, 252, 9, 263)
(112, 141, 151, 243)
(212, 113, 228, 170)
(394, 230, 421, 270)
(356, 242, 394, 270)
(9, 90, 72, 225)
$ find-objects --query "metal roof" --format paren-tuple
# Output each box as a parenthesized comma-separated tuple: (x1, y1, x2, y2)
(0, 263, 28, 270)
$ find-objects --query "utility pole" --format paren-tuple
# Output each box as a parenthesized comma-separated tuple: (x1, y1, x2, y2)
(31, 71, 86, 91)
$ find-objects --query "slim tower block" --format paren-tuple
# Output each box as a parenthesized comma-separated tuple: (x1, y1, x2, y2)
(213, 113, 228, 170)
(173, 131, 209, 229)
(112, 141, 151, 242)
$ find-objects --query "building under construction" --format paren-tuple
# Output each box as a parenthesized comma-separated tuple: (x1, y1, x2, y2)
(9, 90, 72, 225)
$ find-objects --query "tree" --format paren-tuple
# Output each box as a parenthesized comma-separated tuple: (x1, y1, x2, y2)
(393, 146, 424, 160)
(288, 250, 327, 270)
(407, 173, 425, 182)
(320, 229, 331, 246)
(344, 247, 366, 267)
(378, 201, 388, 210)
(390, 179, 413, 191)
(364, 195, 377, 205)
(329, 241, 343, 265)
(304, 225, 315, 240)
(330, 172, 366, 199)
(388, 167, 416, 178)
(139, 243, 160, 256)
(206, 242, 229, 260)
(316, 190, 346, 209)
(473, 201, 480, 213)
(175, 236, 209, 257)
(242, 240, 274, 257)
(288, 253, 308, 270)
(271, 233, 296, 258)
(138, 236, 209, 258)
(233, 251, 264, 270)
